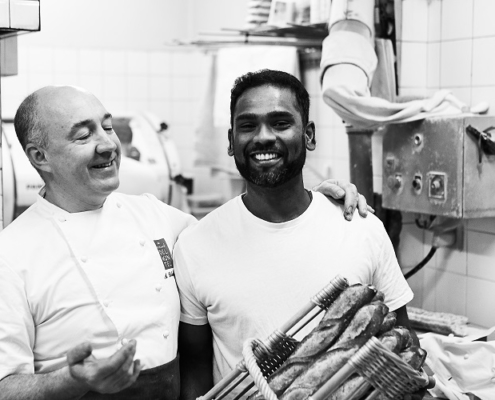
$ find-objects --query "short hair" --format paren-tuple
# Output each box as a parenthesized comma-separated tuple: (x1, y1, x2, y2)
(14, 92, 48, 151)
(230, 69, 310, 128)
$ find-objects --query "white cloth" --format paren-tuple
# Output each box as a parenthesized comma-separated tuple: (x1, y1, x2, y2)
(420, 332, 495, 400)
(319, 30, 488, 130)
(0, 192, 196, 380)
(174, 191, 413, 383)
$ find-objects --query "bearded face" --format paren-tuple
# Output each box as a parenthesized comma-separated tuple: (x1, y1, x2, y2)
(229, 85, 314, 189)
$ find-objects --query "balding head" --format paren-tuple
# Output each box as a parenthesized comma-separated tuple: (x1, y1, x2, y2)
(14, 86, 92, 151)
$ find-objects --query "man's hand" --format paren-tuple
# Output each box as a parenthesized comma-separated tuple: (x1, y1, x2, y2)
(67, 340, 142, 394)
(312, 179, 373, 221)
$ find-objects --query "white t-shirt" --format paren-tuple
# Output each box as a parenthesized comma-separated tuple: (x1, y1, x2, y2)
(0, 192, 196, 380)
(174, 191, 413, 383)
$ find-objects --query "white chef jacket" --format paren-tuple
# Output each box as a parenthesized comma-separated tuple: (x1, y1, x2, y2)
(0, 191, 196, 381)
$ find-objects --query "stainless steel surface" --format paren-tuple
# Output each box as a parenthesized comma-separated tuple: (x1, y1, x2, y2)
(382, 116, 495, 218)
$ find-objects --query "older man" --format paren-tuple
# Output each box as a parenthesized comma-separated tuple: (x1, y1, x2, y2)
(175, 70, 417, 399)
(0, 85, 367, 399)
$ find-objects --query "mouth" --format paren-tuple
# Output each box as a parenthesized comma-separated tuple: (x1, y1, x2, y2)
(91, 159, 116, 169)
(251, 152, 282, 163)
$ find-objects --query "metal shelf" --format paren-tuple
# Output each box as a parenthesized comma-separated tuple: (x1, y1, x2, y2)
(186, 23, 328, 49)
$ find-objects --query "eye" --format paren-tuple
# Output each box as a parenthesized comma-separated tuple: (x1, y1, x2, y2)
(237, 122, 256, 131)
(75, 130, 91, 141)
(103, 126, 114, 132)
(273, 121, 290, 129)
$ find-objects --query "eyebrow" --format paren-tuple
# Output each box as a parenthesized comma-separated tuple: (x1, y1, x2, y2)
(235, 111, 294, 122)
(69, 113, 113, 136)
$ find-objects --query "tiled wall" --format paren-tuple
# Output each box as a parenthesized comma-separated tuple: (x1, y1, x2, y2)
(303, 0, 495, 329)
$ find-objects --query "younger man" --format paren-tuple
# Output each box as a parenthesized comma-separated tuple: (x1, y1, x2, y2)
(175, 70, 415, 399)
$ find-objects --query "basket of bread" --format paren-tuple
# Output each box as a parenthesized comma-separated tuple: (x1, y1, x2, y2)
(199, 275, 435, 400)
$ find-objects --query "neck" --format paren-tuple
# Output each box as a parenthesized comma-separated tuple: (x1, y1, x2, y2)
(242, 175, 311, 223)
(43, 185, 106, 213)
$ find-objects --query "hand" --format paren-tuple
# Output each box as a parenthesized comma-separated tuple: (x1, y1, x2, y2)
(67, 340, 142, 394)
(312, 179, 374, 221)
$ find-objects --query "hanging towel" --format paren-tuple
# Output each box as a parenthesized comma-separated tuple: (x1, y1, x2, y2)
(320, 29, 489, 130)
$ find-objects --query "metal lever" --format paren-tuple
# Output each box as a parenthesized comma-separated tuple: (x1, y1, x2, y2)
(466, 125, 495, 163)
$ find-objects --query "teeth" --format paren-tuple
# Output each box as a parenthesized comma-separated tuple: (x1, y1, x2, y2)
(94, 161, 112, 169)
(254, 153, 278, 161)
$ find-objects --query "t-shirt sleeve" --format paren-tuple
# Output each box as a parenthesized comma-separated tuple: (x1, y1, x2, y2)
(173, 238, 208, 326)
(372, 227, 414, 312)
(0, 259, 35, 380)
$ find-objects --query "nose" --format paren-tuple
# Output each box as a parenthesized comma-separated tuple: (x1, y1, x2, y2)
(254, 123, 276, 144)
(95, 129, 119, 154)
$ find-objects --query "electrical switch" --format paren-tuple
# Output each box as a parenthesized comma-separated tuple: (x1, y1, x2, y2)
(428, 173, 446, 200)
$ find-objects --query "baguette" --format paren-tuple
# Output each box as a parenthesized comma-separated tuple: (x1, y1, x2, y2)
(279, 301, 388, 400)
(266, 284, 377, 395)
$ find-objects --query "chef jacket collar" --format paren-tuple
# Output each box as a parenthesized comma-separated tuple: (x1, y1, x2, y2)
(36, 186, 112, 218)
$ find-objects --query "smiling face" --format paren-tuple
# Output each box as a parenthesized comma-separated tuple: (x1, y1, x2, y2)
(27, 86, 122, 212)
(229, 84, 315, 188)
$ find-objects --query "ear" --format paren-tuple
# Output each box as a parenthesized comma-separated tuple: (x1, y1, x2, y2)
(227, 129, 234, 156)
(26, 143, 51, 173)
(305, 121, 316, 151)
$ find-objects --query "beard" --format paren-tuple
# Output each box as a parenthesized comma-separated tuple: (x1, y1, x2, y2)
(234, 141, 307, 188)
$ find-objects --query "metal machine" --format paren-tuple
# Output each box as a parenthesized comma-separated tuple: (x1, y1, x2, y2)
(1, 112, 191, 227)
(382, 115, 495, 218)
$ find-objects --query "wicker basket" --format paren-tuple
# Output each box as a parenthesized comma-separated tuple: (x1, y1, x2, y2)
(199, 275, 435, 400)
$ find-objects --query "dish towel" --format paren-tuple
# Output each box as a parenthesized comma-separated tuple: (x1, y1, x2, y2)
(320, 29, 489, 130)
(420, 329, 495, 400)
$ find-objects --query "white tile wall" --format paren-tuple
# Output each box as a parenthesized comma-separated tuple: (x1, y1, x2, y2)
(401, 0, 428, 42)
(473, 0, 495, 37)
(427, 0, 442, 42)
(399, 42, 428, 88)
(439, 40, 472, 87)
(467, 231, 495, 282)
(466, 277, 495, 327)
(427, 42, 441, 88)
(441, 0, 473, 41)
(472, 37, 495, 86)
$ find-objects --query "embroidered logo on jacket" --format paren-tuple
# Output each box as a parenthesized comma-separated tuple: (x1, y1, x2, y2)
(153, 238, 174, 279)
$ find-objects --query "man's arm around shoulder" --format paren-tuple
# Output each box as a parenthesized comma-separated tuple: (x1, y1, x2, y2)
(179, 322, 213, 400)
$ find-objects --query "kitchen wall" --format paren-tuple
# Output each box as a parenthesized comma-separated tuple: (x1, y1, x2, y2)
(303, 0, 495, 330)
(2, 0, 495, 328)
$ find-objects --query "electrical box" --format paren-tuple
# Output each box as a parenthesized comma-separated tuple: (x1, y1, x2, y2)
(382, 115, 495, 218)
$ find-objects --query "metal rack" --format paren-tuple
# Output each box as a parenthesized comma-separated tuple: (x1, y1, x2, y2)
(182, 23, 328, 49)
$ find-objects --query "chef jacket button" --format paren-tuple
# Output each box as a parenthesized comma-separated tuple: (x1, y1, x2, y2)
(162, 331, 169, 339)
(81, 257, 88, 263)
(140, 239, 146, 246)
(464, 353, 469, 360)
(58, 216, 66, 222)
(155, 285, 162, 292)
(103, 300, 110, 307)
(116, 202, 122, 208)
